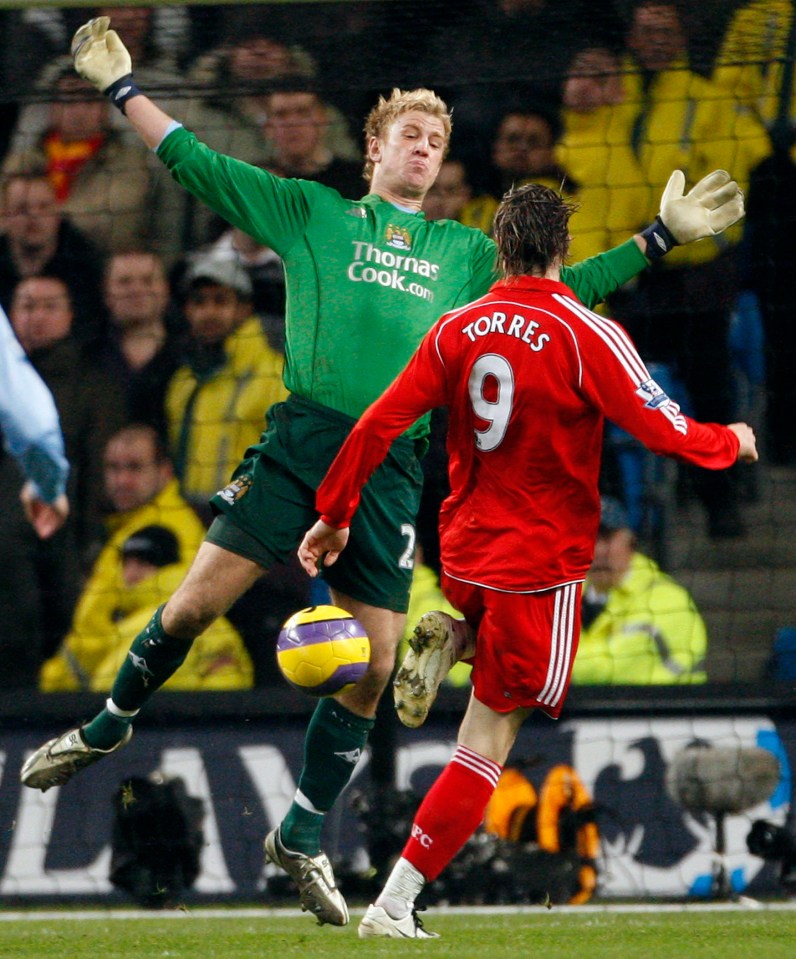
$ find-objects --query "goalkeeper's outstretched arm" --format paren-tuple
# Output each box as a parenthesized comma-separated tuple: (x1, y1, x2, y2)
(124, 97, 177, 151)
(72, 18, 746, 251)
(71, 16, 174, 149)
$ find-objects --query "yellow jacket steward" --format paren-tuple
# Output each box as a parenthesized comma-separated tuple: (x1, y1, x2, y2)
(621, 55, 771, 269)
(166, 315, 288, 505)
(711, 0, 792, 124)
(557, 103, 652, 263)
(89, 563, 253, 691)
(39, 479, 253, 691)
(572, 552, 707, 685)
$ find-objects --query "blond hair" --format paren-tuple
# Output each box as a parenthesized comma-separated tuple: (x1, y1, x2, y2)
(362, 88, 452, 182)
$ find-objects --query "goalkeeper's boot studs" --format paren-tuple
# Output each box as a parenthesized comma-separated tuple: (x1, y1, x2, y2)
(394, 610, 474, 728)
(20, 725, 133, 792)
(263, 827, 349, 926)
(358, 904, 439, 939)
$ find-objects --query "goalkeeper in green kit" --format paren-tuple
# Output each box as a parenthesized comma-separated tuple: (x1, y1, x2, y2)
(21, 17, 746, 928)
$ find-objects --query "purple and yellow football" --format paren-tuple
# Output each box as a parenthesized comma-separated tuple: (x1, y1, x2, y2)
(276, 605, 370, 697)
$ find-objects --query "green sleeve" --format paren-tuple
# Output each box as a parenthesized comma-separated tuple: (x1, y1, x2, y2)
(561, 239, 648, 309)
(156, 126, 311, 255)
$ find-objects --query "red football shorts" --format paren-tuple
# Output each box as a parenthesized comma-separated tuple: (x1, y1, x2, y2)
(441, 575, 583, 719)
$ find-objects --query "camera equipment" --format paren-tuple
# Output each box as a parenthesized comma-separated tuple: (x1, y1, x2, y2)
(746, 819, 796, 890)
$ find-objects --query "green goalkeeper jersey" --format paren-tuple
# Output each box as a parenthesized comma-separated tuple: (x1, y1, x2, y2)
(159, 127, 647, 438)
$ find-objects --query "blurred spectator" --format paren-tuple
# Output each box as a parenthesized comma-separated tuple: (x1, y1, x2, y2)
(206, 227, 286, 352)
(39, 425, 253, 692)
(11, 57, 186, 262)
(261, 87, 363, 197)
(0, 152, 105, 345)
(606, 0, 771, 538)
(9, 6, 186, 154)
(98, 250, 185, 436)
(765, 626, 796, 682)
(727, 2, 796, 466)
(571, 497, 708, 685)
(458, 105, 573, 235)
(175, 26, 357, 248)
(557, 46, 651, 263)
(710, 0, 793, 124)
(9, 274, 126, 556)
(165, 253, 287, 517)
(743, 149, 796, 465)
(184, 25, 357, 162)
(208, 0, 433, 122)
(619, 2, 771, 248)
(422, 157, 473, 222)
(483, 105, 567, 195)
(425, 0, 621, 171)
(91, 4, 187, 83)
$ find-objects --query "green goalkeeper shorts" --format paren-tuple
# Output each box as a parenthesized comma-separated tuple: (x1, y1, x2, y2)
(206, 394, 423, 613)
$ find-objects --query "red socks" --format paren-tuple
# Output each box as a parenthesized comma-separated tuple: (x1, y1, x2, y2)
(401, 744, 502, 881)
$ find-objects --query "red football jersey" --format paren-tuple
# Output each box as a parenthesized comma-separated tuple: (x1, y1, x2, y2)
(316, 275, 739, 592)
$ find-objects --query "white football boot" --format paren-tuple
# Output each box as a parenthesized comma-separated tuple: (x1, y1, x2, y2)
(358, 903, 439, 939)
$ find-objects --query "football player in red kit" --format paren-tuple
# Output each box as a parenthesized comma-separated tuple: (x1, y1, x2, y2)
(298, 182, 757, 938)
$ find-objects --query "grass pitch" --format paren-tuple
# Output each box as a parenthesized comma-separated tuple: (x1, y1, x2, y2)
(2, 904, 795, 959)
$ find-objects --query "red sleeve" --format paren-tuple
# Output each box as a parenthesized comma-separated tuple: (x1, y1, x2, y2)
(317, 327, 449, 527)
(564, 297, 740, 468)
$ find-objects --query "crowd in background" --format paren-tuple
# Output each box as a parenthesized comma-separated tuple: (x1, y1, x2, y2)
(0, 0, 793, 691)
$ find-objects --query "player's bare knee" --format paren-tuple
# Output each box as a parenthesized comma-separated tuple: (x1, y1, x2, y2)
(337, 658, 392, 714)
(369, 644, 399, 685)
(163, 591, 221, 637)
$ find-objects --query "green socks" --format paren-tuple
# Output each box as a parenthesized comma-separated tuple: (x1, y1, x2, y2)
(280, 697, 375, 855)
(110, 604, 194, 709)
(278, 805, 325, 855)
(82, 605, 194, 749)
(82, 704, 136, 750)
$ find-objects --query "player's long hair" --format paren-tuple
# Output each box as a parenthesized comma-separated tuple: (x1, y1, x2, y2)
(362, 87, 452, 182)
(493, 183, 578, 277)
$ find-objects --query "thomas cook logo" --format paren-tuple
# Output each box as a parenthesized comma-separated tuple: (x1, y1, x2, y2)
(385, 225, 412, 250)
(217, 474, 253, 505)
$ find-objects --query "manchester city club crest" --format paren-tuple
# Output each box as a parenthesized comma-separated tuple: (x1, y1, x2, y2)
(385, 224, 412, 250)
(216, 473, 253, 505)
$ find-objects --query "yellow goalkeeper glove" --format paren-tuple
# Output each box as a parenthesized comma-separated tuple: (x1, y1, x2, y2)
(641, 169, 745, 259)
(71, 16, 140, 113)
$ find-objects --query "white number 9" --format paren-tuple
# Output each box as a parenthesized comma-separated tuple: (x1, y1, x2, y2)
(468, 353, 514, 452)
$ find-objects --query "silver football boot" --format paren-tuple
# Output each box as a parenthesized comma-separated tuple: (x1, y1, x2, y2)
(20, 725, 133, 792)
(263, 827, 349, 926)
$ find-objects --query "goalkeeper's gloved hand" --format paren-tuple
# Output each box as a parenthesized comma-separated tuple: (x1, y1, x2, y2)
(71, 16, 140, 114)
(640, 169, 745, 260)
